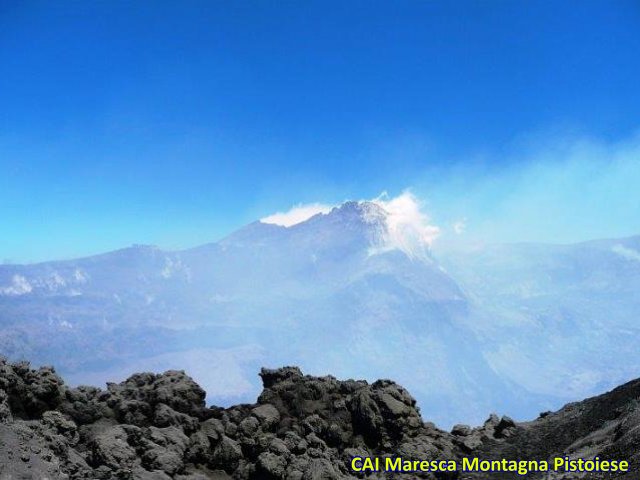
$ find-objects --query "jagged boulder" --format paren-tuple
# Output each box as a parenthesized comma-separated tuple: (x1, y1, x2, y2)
(105, 370, 207, 425)
(0, 360, 639, 479)
(0, 359, 65, 418)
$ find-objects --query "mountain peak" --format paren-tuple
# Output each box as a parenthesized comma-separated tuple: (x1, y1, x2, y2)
(257, 194, 439, 260)
(301, 200, 388, 229)
(328, 200, 388, 223)
(260, 200, 388, 230)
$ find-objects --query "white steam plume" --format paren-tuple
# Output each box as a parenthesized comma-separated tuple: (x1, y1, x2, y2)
(260, 203, 333, 227)
(369, 191, 440, 259)
(260, 192, 441, 260)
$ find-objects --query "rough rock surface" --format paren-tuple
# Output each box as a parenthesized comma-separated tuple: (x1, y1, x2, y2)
(0, 358, 638, 479)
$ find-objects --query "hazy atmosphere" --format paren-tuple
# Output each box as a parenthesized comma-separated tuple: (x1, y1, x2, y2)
(1, 0, 640, 453)
(2, 2, 640, 478)
(2, 1, 639, 263)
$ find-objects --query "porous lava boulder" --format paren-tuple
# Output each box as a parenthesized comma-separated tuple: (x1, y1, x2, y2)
(0, 357, 639, 479)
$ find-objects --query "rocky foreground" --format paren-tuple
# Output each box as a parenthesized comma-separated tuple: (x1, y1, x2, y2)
(0, 359, 639, 479)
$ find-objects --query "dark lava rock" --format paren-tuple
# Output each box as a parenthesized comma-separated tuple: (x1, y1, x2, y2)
(0, 356, 639, 479)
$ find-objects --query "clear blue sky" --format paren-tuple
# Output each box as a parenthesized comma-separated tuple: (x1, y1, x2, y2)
(1, 1, 639, 263)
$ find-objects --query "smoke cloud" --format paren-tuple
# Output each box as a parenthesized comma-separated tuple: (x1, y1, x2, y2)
(260, 203, 334, 227)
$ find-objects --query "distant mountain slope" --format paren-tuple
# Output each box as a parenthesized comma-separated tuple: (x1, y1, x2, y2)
(1, 201, 639, 427)
(438, 236, 640, 402)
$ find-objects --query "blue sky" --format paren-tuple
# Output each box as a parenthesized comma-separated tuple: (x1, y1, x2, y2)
(1, 1, 639, 262)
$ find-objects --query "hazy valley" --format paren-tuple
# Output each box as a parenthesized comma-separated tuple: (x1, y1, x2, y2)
(1, 200, 639, 428)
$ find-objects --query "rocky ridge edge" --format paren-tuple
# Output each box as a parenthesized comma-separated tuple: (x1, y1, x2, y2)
(0, 359, 639, 479)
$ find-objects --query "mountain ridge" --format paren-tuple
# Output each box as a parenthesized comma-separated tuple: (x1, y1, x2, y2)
(1, 200, 639, 428)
